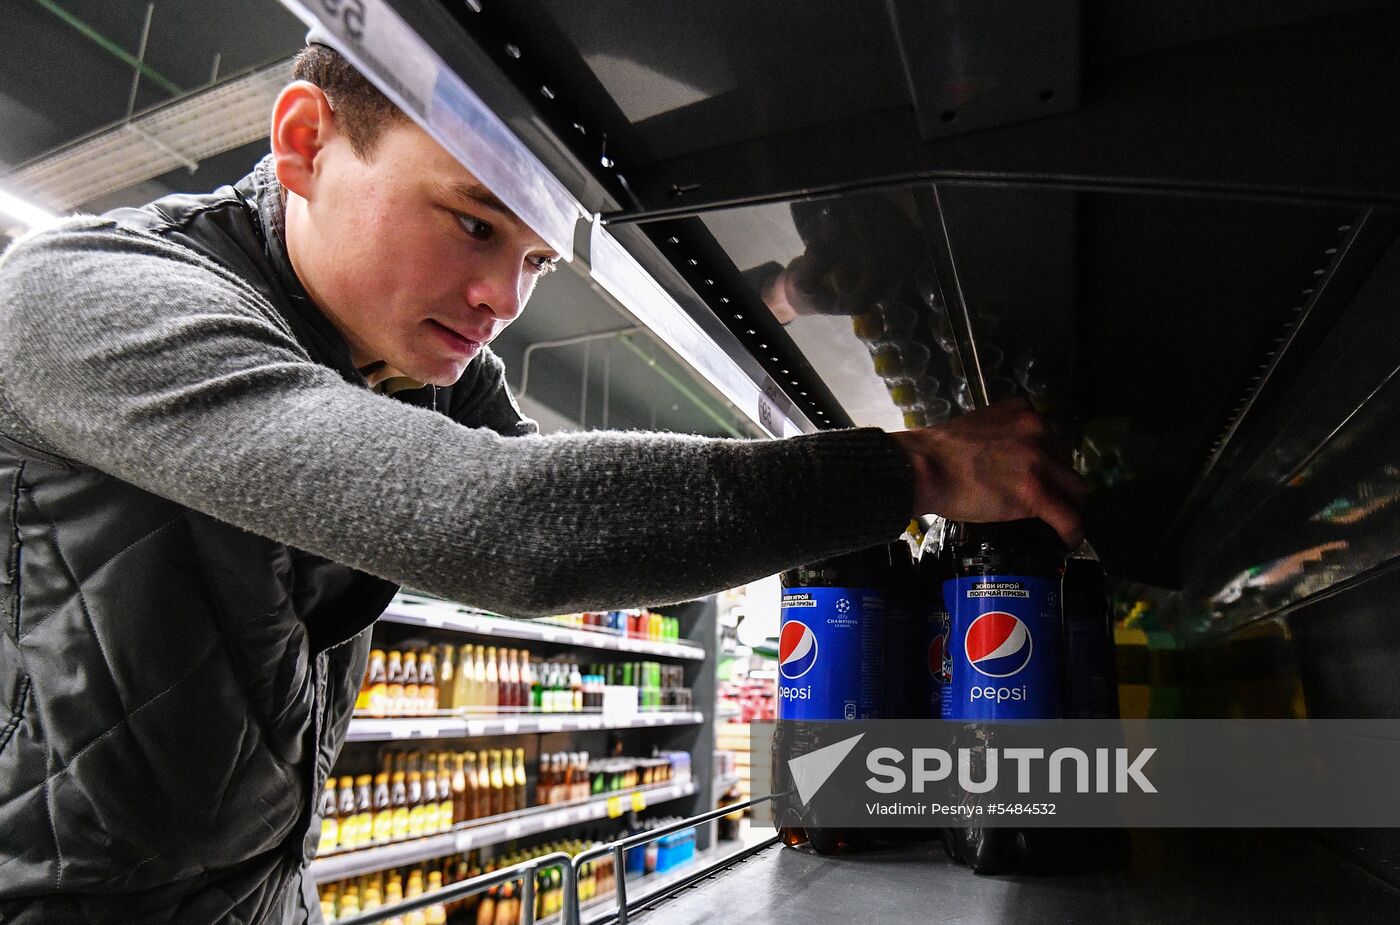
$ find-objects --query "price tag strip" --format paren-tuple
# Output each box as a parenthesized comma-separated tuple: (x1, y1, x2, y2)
(382, 595, 705, 661)
(349, 712, 703, 742)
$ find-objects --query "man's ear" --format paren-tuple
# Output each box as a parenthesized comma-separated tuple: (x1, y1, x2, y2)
(271, 81, 337, 200)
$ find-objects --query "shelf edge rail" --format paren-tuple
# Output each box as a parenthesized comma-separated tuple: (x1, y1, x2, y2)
(566, 794, 777, 925)
(333, 850, 574, 925)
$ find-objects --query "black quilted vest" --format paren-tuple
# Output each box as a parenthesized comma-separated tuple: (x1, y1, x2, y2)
(0, 158, 482, 923)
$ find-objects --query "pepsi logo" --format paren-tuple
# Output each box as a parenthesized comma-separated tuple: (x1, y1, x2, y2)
(927, 635, 945, 678)
(779, 621, 819, 680)
(964, 611, 1033, 678)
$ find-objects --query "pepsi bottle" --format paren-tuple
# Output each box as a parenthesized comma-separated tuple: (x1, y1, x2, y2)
(940, 519, 1066, 720)
(1060, 548, 1119, 720)
(939, 519, 1066, 875)
(919, 518, 955, 717)
(774, 544, 889, 853)
(882, 536, 921, 719)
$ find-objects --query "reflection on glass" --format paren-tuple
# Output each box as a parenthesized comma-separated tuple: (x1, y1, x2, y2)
(703, 186, 1077, 432)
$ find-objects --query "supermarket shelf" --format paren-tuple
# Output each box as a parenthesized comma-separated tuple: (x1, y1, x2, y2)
(345, 711, 705, 742)
(614, 832, 1400, 925)
(384, 595, 706, 661)
(310, 780, 699, 884)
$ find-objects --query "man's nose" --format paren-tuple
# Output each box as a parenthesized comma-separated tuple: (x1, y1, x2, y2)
(463, 261, 525, 322)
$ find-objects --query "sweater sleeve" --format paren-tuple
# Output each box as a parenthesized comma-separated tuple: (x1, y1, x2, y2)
(447, 346, 539, 438)
(0, 220, 913, 617)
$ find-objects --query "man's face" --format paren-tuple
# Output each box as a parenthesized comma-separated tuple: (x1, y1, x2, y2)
(285, 119, 559, 386)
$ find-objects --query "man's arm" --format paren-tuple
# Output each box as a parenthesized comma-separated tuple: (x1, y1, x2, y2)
(447, 347, 538, 438)
(0, 221, 913, 616)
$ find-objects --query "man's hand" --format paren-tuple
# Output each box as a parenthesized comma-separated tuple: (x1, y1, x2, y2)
(890, 398, 1088, 548)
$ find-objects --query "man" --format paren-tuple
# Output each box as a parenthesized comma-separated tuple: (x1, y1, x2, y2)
(0, 41, 1083, 924)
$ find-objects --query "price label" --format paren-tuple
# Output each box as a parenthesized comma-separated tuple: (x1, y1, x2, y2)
(506, 821, 524, 838)
(317, 0, 367, 41)
(606, 797, 624, 819)
(541, 630, 556, 643)
(503, 720, 519, 734)
(466, 721, 484, 736)
(758, 377, 795, 438)
(455, 831, 474, 851)
(539, 719, 563, 732)
(390, 723, 411, 739)
(631, 792, 647, 812)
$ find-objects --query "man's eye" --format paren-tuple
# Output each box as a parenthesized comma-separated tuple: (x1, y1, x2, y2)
(456, 212, 492, 240)
(529, 255, 560, 274)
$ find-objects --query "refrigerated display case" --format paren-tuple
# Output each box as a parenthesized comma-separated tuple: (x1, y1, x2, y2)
(275, 0, 1400, 921)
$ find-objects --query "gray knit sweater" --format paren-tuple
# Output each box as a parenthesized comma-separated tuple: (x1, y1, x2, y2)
(0, 219, 912, 617)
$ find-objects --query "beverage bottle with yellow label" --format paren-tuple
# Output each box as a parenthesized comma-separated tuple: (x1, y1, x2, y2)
(365, 649, 388, 717)
(425, 870, 448, 925)
(317, 779, 338, 855)
(419, 650, 438, 715)
(385, 651, 405, 718)
(335, 775, 357, 851)
(371, 772, 392, 845)
(390, 771, 410, 841)
(353, 775, 373, 846)
(406, 770, 425, 838)
(402, 651, 420, 717)
(437, 754, 454, 830)
(421, 766, 440, 835)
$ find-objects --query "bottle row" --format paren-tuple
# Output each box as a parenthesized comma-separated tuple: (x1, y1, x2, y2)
(356, 645, 693, 718)
(317, 838, 617, 925)
(535, 751, 687, 806)
(318, 747, 690, 856)
(540, 609, 681, 643)
(774, 520, 1118, 871)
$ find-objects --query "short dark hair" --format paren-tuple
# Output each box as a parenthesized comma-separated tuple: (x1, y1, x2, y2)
(291, 45, 405, 158)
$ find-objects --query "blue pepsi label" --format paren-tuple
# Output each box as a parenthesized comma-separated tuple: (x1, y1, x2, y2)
(940, 574, 1059, 720)
(778, 586, 885, 721)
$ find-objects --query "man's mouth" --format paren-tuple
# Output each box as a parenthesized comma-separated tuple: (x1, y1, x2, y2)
(429, 319, 485, 354)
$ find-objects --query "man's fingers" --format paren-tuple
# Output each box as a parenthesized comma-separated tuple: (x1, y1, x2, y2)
(1033, 493, 1084, 550)
(1042, 456, 1090, 506)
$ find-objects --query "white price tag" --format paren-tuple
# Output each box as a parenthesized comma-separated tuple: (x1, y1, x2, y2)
(303, 0, 436, 115)
(503, 720, 519, 734)
(506, 821, 523, 838)
(466, 721, 484, 736)
(391, 723, 411, 740)
(456, 831, 474, 851)
(541, 630, 556, 643)
(540, 719, 563, 732)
